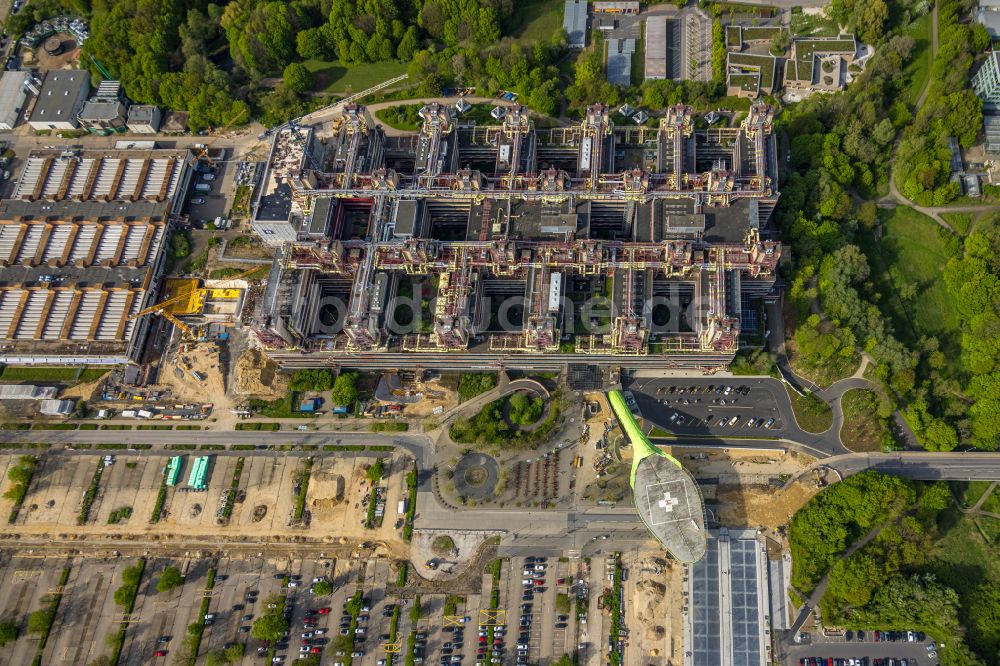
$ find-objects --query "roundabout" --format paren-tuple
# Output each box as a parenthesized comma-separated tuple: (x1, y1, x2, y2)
(452, 452, 500, 501)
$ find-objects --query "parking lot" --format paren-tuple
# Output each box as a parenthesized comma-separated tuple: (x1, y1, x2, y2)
(785, 632, 940, 666)
(0, 556, 67, 666)
(46, 558, 142, 665)
(184, 155, 235, 224)
(628, 377, 790, 438)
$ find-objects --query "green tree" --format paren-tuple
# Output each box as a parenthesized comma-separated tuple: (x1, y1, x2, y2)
(312, 580, 333, 596)
(157, 566, 184, 593)
(345, 591, 363, 616)
(283, 62, 314, 93)
(225, 642, 245, 662)
(251, 613, 288, 642)
(27, 608, 53, 634)
(0, 622, 17, 646)
(289, 369, 334, 392)
(206, 651, 228, 666)
(366, 459, 384, 484)
(331, 372, 359, 406)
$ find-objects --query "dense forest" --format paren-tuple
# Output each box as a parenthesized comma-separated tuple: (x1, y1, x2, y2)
(791, 472, 1000, 665)
(776, 0, 995, 451)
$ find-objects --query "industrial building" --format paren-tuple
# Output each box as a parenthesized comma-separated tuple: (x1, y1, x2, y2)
(0, 147, 195, 365)
(563, 0, 588, 48)
(250, 101, 781, 371)
(644, 9, 714, 81)
(27, 69, 90, 131)
(0, 71, 31, 131)
(978, 0, 1000, 39)
(606, 38, 636, 86)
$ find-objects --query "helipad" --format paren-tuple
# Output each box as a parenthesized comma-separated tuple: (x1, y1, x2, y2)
(608, 389, 707, 563)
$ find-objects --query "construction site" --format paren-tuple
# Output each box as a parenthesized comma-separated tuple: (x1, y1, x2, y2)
(251, 101, 781, 372)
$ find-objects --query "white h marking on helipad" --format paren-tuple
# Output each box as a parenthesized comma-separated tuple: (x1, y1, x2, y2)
(658, 492, 679, 512)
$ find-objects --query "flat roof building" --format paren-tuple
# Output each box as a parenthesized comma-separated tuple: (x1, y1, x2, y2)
(785, 35, 856, 93)
(27, 69, 89, 131)
(563, 0, 587, 48)
(984, 114, 1000, 154)
(0, 71, 30, 131)
(726, 52, 778, 98)
(685, 530, 775, 666)
(126, 105, 162, 134)
(593, 1, 639, 13)
(645, 16, 669, 80)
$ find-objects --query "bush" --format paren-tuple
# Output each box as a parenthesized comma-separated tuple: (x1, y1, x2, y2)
(458, 373, 498, 402)
(289, 369, 333, 392)
(0, 622, 16, 646)
(312, 580, 333, 596)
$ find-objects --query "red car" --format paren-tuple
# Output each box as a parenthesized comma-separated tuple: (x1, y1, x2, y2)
(318, 607, 331, 614)
(311, 647, 322, 654)
(154, 651, 167, 657)
(532, 580, 543, 587)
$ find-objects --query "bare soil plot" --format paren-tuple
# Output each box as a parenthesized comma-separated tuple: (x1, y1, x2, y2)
(19, 456, 95, 527)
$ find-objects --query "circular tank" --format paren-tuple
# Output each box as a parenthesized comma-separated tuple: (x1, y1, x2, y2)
(43, 36, 63, 56)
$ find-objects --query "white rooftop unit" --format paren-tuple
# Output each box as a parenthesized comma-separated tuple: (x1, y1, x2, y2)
(548, 272, 564, 313)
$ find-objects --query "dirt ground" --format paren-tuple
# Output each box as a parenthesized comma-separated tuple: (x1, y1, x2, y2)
(0, 453, 412, 548)
(234, 348, 286, 400)
(624, 548, 684, 664)
(400, 378, 458, 418)
(156, 343, 232, 410)
(716, 480, 820, 531)
(23, 39, 80, 71)
(58, 373, 109, 402)
(667, 447, 815, 481)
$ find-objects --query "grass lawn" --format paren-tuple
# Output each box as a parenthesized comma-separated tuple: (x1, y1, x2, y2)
(840, 388, 888, 452)
(507, 0, 564, 41)
(789, 11, 840, 37)
(630, 32, 645, 84)
(303, 59, 408, 94)
(0, 366, 111, 383)
(982, 485, 1000, 514)
(785, 386, 833, 434)
(941, 211, 974, 236)
(900, 12, 932, 108)
(375, 104, 422, 131)
(865, 206, 962, 376)
(950, 480, 994, 508)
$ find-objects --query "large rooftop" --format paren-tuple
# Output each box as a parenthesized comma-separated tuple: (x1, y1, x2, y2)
(12, 148, 192, 206)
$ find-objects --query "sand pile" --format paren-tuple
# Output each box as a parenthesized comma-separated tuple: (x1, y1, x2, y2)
(235, 349, 285, 399)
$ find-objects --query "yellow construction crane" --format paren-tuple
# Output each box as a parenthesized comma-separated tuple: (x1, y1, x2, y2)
(188, 146, 214, 168)
(129, 266, 266, 339)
